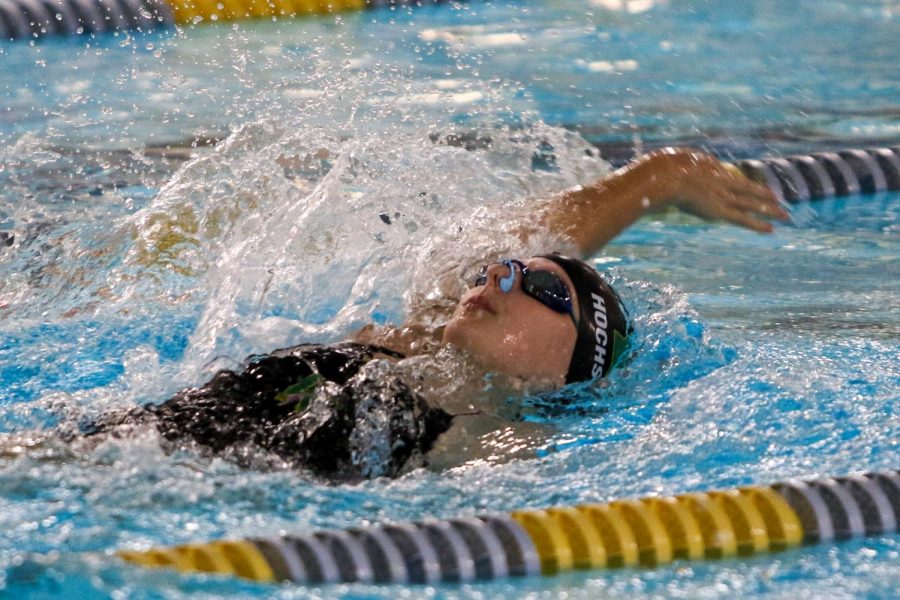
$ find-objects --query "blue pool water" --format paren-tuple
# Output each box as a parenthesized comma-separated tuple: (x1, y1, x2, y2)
(1, 0, 899, 597)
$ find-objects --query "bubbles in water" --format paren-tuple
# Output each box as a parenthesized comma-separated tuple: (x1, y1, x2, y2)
(102, 64, 612, 380)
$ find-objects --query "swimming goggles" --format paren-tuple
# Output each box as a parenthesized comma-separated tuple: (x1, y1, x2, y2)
(473, 259, 578, 327)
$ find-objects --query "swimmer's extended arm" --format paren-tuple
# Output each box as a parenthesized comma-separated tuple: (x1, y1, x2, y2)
(358, 149, 786, 351)
(530, 148, 788, 256)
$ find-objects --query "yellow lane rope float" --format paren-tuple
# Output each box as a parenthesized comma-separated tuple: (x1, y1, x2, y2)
(164, 0, 367, 26)
(117, 470, 900, 585)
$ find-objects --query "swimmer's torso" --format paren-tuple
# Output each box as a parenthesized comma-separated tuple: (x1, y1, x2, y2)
(82, 343, 453, 481)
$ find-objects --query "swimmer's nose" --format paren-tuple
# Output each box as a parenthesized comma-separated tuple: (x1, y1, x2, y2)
(481, 263, 502, 289)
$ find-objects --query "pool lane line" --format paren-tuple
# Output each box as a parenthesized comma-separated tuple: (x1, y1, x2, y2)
(0, 0, 455, 40)
(733, 146, 900, 203)
(116, 469, 900, 585)
(0, 0, 175, 40)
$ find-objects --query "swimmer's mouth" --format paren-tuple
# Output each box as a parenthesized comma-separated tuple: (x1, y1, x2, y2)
(464, 295, 496, 314)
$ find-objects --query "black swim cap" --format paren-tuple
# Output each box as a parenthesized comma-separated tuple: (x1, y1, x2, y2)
(540, 254, 630, 383)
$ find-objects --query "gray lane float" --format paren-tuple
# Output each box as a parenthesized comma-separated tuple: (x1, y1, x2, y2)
(0, 0, 173, 39)
(738, 147, 900, 202)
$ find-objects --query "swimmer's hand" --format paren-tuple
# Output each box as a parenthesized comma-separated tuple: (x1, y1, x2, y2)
(655, 148, 789, 233)
(532, 147, 789, 256)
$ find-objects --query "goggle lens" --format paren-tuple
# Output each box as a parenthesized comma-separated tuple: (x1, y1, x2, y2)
(472, 261, 575, 321)
(522, 270, 572, 314)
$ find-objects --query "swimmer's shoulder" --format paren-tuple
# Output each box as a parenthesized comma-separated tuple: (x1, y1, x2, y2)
(350, 323, 444, 358)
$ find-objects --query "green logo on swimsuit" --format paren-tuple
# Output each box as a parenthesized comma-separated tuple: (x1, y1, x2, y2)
(275, 373, 325, 413)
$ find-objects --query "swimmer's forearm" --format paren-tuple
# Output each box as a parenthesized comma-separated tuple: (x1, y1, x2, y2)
(535, 148, 784, 255)
(536, 150, 680, 255)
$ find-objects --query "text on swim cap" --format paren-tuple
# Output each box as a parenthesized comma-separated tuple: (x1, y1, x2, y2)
(591, 292, 608, 378)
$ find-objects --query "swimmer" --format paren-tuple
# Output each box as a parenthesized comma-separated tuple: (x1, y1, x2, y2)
(8, 148, 788, 480)
(357, 148, 784, 372)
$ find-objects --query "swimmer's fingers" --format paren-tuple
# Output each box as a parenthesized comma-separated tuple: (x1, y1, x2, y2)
(678, 181, 785, 232)
(723, 172, 777, 202)
(720, 170, 790, 220)
(718, 204, 777, 233)
(702, 164, 789, 228)
(721, 185, 790, 222)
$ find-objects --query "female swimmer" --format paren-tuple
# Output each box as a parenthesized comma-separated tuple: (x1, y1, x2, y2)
(18, 148, 789, 480)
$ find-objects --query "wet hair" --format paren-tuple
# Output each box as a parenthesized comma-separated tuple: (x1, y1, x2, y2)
(539, 254, 630, 383)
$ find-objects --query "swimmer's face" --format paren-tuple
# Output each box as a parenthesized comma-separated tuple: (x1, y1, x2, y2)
(442, 257, 579, 386)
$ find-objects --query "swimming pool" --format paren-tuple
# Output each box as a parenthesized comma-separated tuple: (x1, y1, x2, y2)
(1, 0, 898, 597)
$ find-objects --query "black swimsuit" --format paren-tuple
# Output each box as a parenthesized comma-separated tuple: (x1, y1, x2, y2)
(83, 343, 453, 481)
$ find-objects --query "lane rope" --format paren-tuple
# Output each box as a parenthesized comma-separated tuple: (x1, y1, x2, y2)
(0, 0, 175, 39)
(0, 0, 454, 40)
(735, 146, 900, 202)
(117, 469, 900, 585)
